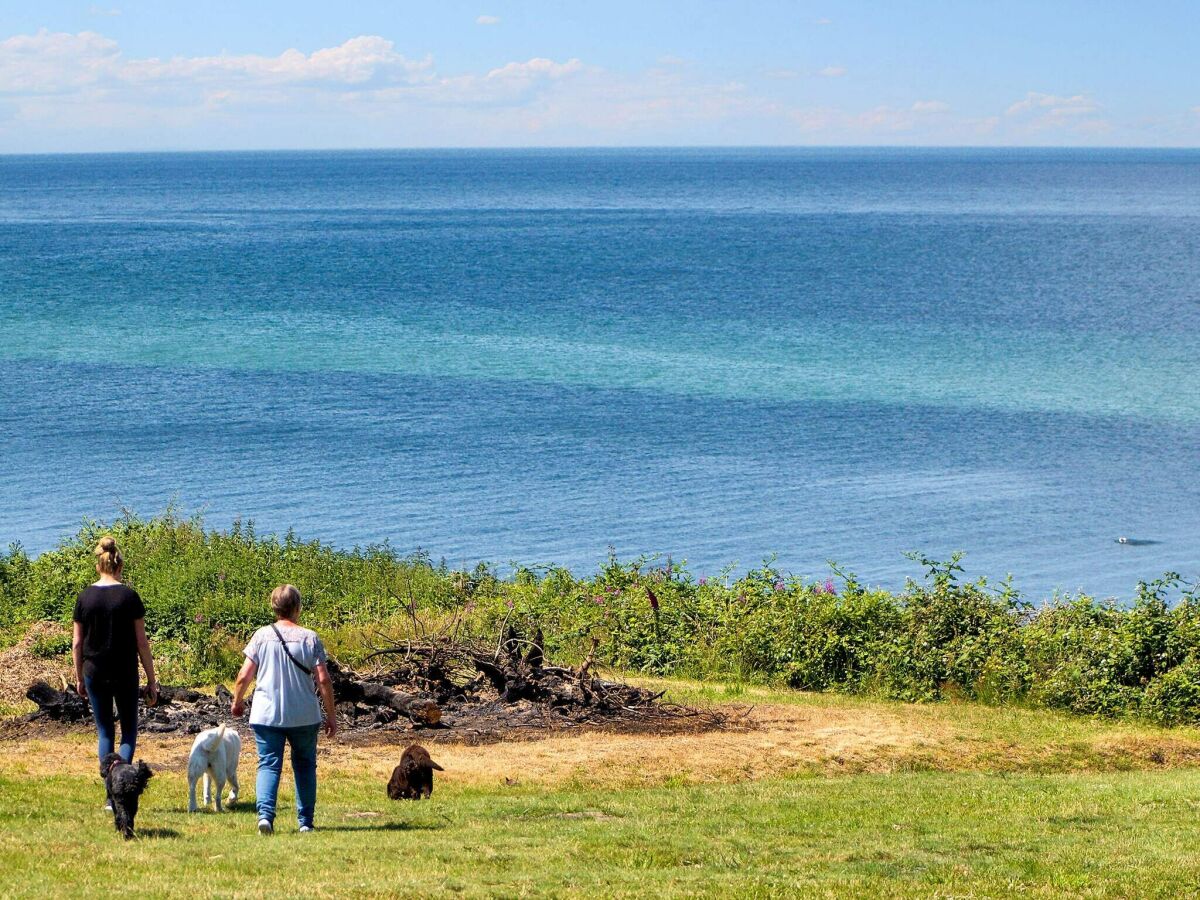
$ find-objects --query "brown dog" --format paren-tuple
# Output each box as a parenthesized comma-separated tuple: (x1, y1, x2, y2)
(387, 744, 443, 800)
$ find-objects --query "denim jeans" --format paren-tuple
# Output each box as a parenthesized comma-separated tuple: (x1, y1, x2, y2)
(251, 723, 320, 828)
(84, 672, 140, 775)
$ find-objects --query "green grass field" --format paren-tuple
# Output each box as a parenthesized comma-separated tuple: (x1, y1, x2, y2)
(4, 763, 1200, 897)
(5, 682, 1200, 898)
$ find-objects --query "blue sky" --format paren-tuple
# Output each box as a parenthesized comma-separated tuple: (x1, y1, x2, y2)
(2, 1, 1197, 151)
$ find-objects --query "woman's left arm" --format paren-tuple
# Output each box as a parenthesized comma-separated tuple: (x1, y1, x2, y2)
(133, 619, 158, 705)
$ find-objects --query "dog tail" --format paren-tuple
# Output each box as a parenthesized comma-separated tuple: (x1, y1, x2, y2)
(198, 725, 225, 753)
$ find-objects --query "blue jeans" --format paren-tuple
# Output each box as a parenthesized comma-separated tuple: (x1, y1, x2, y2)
(84, 672, 140, 775)
(251, 723, 320, 829)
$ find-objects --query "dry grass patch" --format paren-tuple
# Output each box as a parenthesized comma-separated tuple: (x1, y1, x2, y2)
(8, 688, 1200, 789)
(0, 622, 72, 714)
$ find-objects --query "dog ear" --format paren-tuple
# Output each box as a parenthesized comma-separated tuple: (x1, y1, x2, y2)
(428, 759, 444, 771)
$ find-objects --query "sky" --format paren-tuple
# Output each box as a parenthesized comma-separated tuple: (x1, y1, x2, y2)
(1, 1, 1198, 152)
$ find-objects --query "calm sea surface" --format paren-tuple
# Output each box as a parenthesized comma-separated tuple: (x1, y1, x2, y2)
(1, 148, 1198, 598)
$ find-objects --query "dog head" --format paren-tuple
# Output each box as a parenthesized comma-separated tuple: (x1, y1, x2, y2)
(133, 760, 154, 793)
(400, 744, 444, 772)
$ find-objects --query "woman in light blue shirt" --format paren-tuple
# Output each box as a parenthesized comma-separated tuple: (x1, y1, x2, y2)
(231, 584, 337, 835)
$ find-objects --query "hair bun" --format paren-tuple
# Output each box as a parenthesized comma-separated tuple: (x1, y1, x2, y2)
(94, 536, 123, 575)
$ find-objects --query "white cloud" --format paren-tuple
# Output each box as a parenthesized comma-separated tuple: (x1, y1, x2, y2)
(321, 55, 585, 110)
(1005, 91, 1097, 117)
(657, 54, 685, 66)
(476, 15, 500, 26)
(1003, 91, 1108, 136)
(0, 29, 120, 94)
(911, 100, 950, 114)
(123, 36, 431, 86)
(815, 17, 832, 26)
(486, 57, 581, 82)
(0, 31, 433, 96)
(818, 66, 846, 78)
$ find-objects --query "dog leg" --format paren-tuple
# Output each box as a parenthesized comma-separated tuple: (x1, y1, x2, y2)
(203, 772, 212, 807)
(228, 768, 239, 805)
(214, 776, 225, 813)
(188, 775, 198, 813)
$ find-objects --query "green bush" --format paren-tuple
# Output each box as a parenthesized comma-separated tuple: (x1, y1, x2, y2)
(1143, 659, 1200, 726)
(30, 632, 73, 659)
(1, 512, 1198, 726)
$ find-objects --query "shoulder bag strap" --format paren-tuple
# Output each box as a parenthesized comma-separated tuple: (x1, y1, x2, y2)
(270, 624, 314, 676)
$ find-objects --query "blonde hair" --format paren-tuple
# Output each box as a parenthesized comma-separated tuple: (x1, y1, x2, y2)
(94, 536, 123, 576)
(270, 584, 301, 620)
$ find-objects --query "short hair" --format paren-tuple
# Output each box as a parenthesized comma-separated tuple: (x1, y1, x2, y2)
(94, 536, 123, 576)
(270, 584, 302, 620)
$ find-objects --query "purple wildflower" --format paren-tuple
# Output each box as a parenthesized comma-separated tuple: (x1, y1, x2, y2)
(193, 613, 204, 623)
(774, 581, 785, 592)
(823, 579, 837, 595)
(646, 586, 660, 611)
(505, 599, 514, 609)
(699, 577, 707, 586)
(592, 596, 605, 605)
(737, 593, 747, 603)
(217, 573, 226, 582)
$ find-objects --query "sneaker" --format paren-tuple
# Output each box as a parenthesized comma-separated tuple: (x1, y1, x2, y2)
(103, 800, 113, 812)
(299, 825, 313, 833)
(258, 819, 274, 836)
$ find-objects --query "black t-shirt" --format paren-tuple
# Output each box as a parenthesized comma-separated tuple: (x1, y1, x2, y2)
(73, 584, 146, 680)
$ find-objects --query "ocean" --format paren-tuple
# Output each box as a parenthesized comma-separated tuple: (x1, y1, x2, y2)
(1, 148, 1198, 599)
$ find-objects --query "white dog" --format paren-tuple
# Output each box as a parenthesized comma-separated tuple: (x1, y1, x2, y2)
(187, 724, 241, 812)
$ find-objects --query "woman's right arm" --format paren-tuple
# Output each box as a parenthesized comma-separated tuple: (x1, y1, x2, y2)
(232, 657, 257, 717)
(72, 622, 86, 698)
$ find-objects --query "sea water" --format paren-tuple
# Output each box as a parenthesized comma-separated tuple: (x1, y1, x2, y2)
(1, 148, 1198, 598)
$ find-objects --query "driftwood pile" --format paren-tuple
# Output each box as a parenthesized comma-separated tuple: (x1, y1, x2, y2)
(327, 626, 707, 739)
(24, 680, 237, 734)
(20, 627, 724, 742)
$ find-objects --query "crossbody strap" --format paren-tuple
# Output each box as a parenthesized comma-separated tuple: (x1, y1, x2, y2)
(270, 624, 314, 676)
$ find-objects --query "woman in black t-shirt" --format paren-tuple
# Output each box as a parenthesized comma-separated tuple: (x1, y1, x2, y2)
(72, 536, 158, 807)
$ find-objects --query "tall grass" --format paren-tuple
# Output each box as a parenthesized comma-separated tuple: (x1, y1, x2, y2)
(2, 512, 1199, 725)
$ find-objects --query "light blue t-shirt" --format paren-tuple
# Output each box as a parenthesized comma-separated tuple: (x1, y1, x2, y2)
(244, 623, 328, 728)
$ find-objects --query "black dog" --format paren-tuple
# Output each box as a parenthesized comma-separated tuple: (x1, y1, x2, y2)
(387, 744, 443, 800)
(101, 752, 153, 839)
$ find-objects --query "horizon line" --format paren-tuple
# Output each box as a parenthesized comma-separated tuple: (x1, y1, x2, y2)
(4, 143, 1200, 159)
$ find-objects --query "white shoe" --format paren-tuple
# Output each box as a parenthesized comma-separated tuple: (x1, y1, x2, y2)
(299, 825, 313, 833)
(104, 800, 113, 812)
(258, 819, 274, 836)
